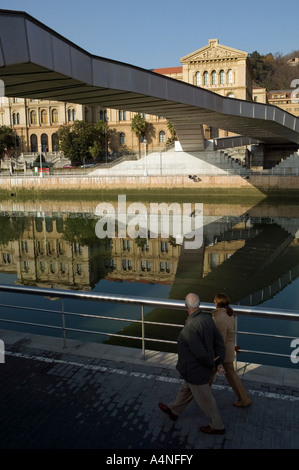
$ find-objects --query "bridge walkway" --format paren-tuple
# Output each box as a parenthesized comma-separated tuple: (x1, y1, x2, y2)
(0, 330, 298, 454)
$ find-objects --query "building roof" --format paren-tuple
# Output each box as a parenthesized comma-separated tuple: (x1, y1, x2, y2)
(152, 67, 182, 75)
(267, 90, 293, 95)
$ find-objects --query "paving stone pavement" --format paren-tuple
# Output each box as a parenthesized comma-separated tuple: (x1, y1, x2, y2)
(0, 334, 299, 454)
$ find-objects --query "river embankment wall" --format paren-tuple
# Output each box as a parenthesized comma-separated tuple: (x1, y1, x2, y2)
(0, 174, 299, 196)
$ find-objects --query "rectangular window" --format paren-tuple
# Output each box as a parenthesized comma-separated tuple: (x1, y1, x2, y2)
(40, 261, 45, 272)
(220, 70, 225, 85)
(119, 110, 127, 121)
(23, 261, 30, 272)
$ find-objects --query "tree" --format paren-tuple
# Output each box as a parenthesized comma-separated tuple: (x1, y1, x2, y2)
(57, 120, 105, 163)
(166, 121, 177, 145)
(249, 51, 275, 88)
(0, 126, 15, 159)
(62, 217, 99, 245)
(131, 114, 147, 157)
(0, 215, 28, 245)
(89, 120, 110, 161)
(249, 50, 299, 90)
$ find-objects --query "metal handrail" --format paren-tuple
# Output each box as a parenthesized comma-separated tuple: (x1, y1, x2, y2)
(0, 283, 298, 362)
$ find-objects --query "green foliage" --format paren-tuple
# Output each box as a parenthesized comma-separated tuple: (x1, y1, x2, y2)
(57, 120, 110, 163)
(0, 126, 15, 159)
(131, 114, 147, 138)
(33, 154, 46, 163)
(89, 120, 110, 161)
(249, 51, 275, 88)
(62, 217, 98, 245)
(131, 114, 147, 156)
(249, 50, 299, 90)
(0, 216, 28, 245)
(166, 121, 177, 144)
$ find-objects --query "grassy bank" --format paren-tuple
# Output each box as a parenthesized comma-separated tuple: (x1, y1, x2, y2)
(3, 186, 299, 204)
(0, 186, 273, 202)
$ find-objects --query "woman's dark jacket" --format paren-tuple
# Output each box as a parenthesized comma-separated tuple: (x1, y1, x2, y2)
(176, 309, 225, 385)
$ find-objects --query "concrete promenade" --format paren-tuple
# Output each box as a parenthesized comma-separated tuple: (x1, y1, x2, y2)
(0, 329, 299, 454)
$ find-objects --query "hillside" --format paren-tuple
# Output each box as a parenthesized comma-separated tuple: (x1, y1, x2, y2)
(249, 49, 299, 90)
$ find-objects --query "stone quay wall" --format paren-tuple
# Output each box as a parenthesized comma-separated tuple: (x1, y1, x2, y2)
(0, 174, 299, 194)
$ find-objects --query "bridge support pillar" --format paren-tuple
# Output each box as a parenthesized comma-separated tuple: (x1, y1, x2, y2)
(172, 122, 205, 152)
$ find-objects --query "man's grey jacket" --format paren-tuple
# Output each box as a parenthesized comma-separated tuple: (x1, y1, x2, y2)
(176, 309, 226, 385)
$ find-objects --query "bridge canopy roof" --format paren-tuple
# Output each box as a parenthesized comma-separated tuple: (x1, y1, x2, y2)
(1, 9, 299, 146)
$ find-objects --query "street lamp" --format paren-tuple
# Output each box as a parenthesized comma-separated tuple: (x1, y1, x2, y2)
(143, 138, 147, 176)
(39, 144, 43, 178)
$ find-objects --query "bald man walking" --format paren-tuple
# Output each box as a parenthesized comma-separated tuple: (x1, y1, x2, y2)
(159, 293, 226, 434)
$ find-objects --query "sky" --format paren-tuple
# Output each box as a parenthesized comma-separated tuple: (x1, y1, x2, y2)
(0, 0, 299, 69)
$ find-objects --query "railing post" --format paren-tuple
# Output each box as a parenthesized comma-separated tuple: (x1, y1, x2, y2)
(234, 314, 238, 371)
(141, 305, 145, 359)
(61, 298, 67, 348)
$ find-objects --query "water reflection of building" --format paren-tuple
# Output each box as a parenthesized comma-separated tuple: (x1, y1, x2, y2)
(1, 211, 299, 304)
(106, 237, 180, 284)
(0, 216, 108, 290)
(0, 215, 181, 289)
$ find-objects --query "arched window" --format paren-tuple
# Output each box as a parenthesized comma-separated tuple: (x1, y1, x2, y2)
(52, 133, 58, 151)
(227, 93, 235, 98)
(203, 71, 209, 86)
(195, 72, 201, 86)
(219, 70, 225, 85)
(211, 70, 217, 85)
(41, 133, 48, 152)
(67, 108, 76, 122)
(12, 112, 20, 125)
(30, 110, 37, 125)
(227, 69, 233, 84)
(159, 130, 166, 143)
(120, 132, 126, 144)
(99, 109, 107, 121)
(46, 218, 53, 233)
(30, 134, 38, 152)
(51, 109, 58, 123)
(41, 109, 48, 124)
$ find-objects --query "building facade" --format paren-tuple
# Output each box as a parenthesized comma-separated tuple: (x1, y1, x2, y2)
(267, 89, 299, 117)
(0, 96, 99, 155)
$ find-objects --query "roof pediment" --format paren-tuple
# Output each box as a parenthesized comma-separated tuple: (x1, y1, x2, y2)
(181, 39, 248, 63)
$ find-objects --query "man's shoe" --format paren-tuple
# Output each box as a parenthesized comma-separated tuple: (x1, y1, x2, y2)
(158, 402, 178, 421)
(200, 425, 225, 435)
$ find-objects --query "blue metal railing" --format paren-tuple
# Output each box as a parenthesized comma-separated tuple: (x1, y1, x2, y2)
(0, 284, 298, 363)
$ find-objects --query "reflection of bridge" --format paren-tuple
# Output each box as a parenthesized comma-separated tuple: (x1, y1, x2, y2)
(1, 200, 299, 306)
(1, 10, 299, 152)
(171, 219, 299, 306)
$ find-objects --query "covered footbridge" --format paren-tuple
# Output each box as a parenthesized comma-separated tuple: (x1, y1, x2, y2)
(1, 9, 299, 152)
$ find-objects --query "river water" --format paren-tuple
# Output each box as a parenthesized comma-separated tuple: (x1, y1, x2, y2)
(0, 193, 299, 369)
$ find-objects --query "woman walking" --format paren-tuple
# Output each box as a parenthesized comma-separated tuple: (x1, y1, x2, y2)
(210, 293, 252, 407)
